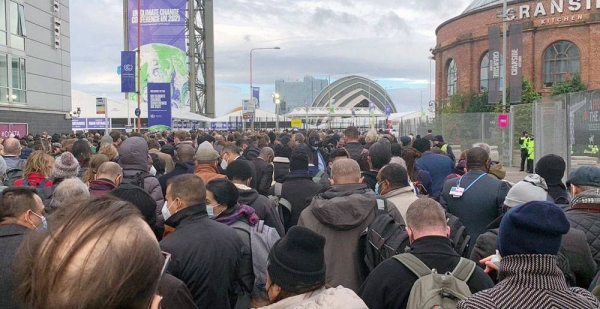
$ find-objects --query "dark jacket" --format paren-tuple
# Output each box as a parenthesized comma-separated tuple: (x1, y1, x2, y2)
(158, 161, 195, 196)
(281, 172, 323, 231)
(236, 185, 285, 237)
(158, 273, 198, 309)
(566, 202, 600, 267)
(306, 146, 328, 171)
(548, 182, 571, 205)
(252, 158, 273, 196)
(242, 144, 260, 162)
(457, 255, 600, 309)
(298, 183, 403, 292)
(159, 204, 242, 309)
(118, 137, 164, 218)
(233, 156, 257, 190)
(0, 224, 29, 309)
(361, 170, 378, 191)
(359, 236, 494, 309)
(344, 142, 366, 160)
(416, 151, 455, 199)
(440, 170, 509, 253)
(89, 178, 117, 197)
(272, 157, 290, 183)
(471, 217, 596, 288)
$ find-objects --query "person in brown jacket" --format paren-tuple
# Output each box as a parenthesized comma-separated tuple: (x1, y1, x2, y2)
(193, 142, 226, 185)
(298, 158, 402, 292)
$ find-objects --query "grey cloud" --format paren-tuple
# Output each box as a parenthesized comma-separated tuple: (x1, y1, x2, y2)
(310, 8, 362, 27)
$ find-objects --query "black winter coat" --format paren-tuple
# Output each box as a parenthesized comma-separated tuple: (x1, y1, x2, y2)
(273, 158, 290, 183)
(160, 204, 242, 309)
(0, 224, 28, 309)
(237, 187, 285, 237)
(359, 236, 494, 309)
(566, 205, 600, 268)
(158, 161, 195, 196)
(251, 158, 274, 196)
(281, 172, 323, 231)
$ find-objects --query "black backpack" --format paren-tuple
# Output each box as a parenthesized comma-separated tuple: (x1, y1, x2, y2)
(3, 160, 26, 187)
(446, 213, 471, 258)
(120, 171, 151, 190)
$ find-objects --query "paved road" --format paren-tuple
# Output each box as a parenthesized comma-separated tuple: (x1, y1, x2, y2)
(503, 166, 530, 184)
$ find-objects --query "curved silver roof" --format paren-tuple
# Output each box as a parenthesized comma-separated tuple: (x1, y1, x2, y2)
(462, 0, 514, 14)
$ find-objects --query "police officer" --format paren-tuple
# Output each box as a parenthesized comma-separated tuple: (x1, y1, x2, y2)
(527, 136, 535, 174)
(519, 131, 530, 172)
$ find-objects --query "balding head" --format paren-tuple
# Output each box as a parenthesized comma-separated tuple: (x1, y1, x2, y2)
(259, 147, 274, 163)
(466, 147, 490, 171)
(3, 138, 21, 156)
(405, 198, 449, 242)
(176, 144, 196, 162)
(331, 158, 361, 185)
(96, 162, 123, 185)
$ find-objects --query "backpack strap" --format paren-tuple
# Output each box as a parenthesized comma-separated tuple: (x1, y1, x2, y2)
(273, 183, 292, 213)
(393, 253, 432, 278)
(254, 220, 265, 233)
(452, 258, 476, 282)
(274, 182, 282, 196)
(376, 199, 385, 211)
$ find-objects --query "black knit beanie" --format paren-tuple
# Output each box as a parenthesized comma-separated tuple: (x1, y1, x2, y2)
(110, 184, 157, 227)
(268, 226, 326, 293)
(289, 151, 309, 171)
(535, 154, 566, 185)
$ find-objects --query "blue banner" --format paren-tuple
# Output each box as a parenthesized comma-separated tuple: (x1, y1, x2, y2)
(72, 118, 86, 129)
(252, 87, 260, 107)
(147, 83, 172, 127)
(121, 51, 136, 93)
(211, 122, 231, 130)
(385, 104, 391, 116)
(87, 118, 111, 129)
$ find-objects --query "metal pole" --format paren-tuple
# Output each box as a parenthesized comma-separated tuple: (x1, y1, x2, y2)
(205, 0, 216, 118)
(276, 103, 279, 132)
(305, 102, 308, 130)
(105, 99, 109, 135)
(188, 0, 197, 114)
(248, 50, 253, 131)
(502, 0, 507, 113)
(136, 0, 141, 132)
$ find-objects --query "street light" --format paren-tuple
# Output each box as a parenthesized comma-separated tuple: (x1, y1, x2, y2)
(248, 46, 281, 131)
(272, 93, 281, 131)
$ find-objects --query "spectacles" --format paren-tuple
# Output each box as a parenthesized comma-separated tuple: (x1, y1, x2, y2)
(147, 251, 172, 309)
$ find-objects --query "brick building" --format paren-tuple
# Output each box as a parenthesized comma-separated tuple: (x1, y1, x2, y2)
(433, 0, 600, 109)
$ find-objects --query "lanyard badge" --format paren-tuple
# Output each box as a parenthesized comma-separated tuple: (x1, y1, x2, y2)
(450, 186, 465, 198)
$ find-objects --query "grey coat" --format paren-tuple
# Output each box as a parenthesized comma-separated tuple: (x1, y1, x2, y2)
(0, 224, 29, 309)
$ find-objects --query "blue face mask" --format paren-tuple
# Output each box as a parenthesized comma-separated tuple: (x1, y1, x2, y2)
(206, 205, 215, 219)
(375, 183, 380, 195)
(30, 211, 48, 232)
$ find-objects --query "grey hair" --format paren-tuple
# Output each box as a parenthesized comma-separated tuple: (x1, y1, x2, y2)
(472, 142, 491, 155)
(365, 130, 378, 142)
(331, 158, 361, 184)
(49, 178, 90, 210)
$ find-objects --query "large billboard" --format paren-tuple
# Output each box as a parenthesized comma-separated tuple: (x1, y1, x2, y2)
(127, 0, 188, 111)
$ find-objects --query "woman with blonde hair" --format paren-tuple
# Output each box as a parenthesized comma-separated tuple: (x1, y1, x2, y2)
(82, 154, 110, 186)
(13, 150, 54, 188)
(98, 143, 119, 161)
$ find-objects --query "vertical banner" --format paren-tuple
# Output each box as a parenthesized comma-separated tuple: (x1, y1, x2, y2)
(252, 87, 260, 107)
(509, 23, 524, 103)
(127, 0, 188, 110)
(96, 97, 106, 115)
(488, 25, 501, 104)
(121, 51, 136, 93)
(147, 83, 172, 127)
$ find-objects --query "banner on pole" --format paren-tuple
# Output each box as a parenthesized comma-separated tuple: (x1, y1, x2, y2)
(252, 87, 260, 107)
(121, 51, 136, 93)
(147, 83, 172, 127)
(488, 25, 501, 104)
(96, 97, 107, 115)
(509, 23, 524, 103)
(127, 0, 188, 110)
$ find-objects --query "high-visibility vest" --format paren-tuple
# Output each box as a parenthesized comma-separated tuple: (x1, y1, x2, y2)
(440, 144, 448, 154)
(520, 137, 529, 149)
(527, 140, 535, 160)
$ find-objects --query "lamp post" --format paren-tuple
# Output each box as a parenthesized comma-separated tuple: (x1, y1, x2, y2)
(248, 46, 281, 131)
(272, 93, 281, 132)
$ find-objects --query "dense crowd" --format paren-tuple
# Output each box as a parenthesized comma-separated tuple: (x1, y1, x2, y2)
(1, 127, 600, 308)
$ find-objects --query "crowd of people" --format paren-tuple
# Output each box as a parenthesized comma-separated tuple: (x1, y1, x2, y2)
(1, 127, 600, 308)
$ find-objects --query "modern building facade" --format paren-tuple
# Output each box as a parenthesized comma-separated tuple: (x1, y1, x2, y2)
(434, 0, 600, 109)
(0, 0, 71, 136)
(275, 76, 328, 114)
(311, 75, 397, 113)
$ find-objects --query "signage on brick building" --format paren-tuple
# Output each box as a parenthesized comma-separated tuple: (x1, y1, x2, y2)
(516, 0, 596, 25)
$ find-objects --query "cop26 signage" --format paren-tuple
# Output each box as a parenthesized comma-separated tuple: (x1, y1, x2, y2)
(127, 0, 189, 111)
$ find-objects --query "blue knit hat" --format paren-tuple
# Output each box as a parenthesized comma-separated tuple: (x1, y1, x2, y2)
(498, 201, 570, 256)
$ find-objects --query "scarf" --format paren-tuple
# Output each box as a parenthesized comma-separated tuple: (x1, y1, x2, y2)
(216, 204, 260, 226)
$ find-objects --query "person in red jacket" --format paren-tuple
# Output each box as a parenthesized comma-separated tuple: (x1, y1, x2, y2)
(13, 150, 54, 188)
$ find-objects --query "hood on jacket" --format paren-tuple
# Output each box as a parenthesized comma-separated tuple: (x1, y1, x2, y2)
(236, 183, 259, 206)
(310, 184, 375, 230)
(257, 286, 368, 309)
(118, 137, 149, 171)
(176, 161, 196, 173)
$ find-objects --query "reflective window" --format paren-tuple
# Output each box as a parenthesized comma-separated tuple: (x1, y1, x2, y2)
(543, 41, 580, 87)
(9, 1, 25, 50)
(0, 53, 7, 102)
(11, 56, 25, 103)
(0, 0, 6, 45)
(446, 59, 457, 96)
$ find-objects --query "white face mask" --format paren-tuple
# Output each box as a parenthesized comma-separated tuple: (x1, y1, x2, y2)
(149, 165, 157, 176)
(220, 159, 228, 170)
(162, 200, 176, 221)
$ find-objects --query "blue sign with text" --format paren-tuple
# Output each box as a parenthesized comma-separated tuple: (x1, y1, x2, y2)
(121, 51, 136, 93)
(147, 83, 172, 127)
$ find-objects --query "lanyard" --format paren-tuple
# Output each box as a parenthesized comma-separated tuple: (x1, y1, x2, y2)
(456, 173, 487, 194)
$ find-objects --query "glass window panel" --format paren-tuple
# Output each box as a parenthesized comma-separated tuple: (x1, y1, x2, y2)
(10, 34, 23, 49)
(11, 56, 17, 88)
(543, 41, 581, 87)
(0, 54, 7, 87)
(17, 3, 25, 36)
(0, 0, 6, 31)
(9, 1, 16, 35)
(19, 57, 25, 89)
(0, 87, 7, 102)
(447, 59, 457, 96)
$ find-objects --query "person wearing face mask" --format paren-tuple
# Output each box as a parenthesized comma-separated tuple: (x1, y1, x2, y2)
(376, 163, 418, 223)
(194, 142, 227, 185)
(256, 226, 368, 309)
(0, 187, 47, 308)
(361, 142, 392, 191)
(159, 174, 243, 309)
(359, 199, 494, 309)
(305, 132, 328, 177)
(221, 144, 258, 190)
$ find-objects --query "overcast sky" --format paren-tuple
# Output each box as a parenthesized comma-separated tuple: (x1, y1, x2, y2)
(70, 0, 474, 116)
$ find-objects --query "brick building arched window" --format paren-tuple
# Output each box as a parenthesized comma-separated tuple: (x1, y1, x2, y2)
(480, 51, 503, 92)
(543, 40, 581, 87)
(447, 59, 457, 96)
